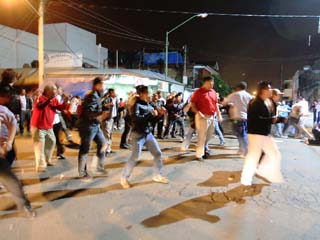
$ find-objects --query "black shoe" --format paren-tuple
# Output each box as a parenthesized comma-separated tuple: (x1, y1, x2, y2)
(58, 154, 66, 160)
(171, 135, 176, 138)
(120, 144, 130, 149)
(157, 136, 164, 139)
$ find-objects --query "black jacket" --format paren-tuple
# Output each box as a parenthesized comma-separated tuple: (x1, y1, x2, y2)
(79, 90, 103, 125)
(131, 98, 156, 134)
(247, 97, 275, 136)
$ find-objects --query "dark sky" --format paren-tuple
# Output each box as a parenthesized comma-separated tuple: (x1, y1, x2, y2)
(2, 0, 320, 92)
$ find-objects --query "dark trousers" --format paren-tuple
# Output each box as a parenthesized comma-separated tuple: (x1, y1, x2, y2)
(78, 124, 106, 176)
(53, 122, 65, 156)
(164, 117, 185, 138)
(120, 117, 131, 145)
(0, 156, 30, 210)
(151, 117, 164, 137)
(19, 110, 31, 134)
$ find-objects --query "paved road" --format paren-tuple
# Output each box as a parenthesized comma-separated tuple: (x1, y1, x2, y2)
(0, 130, 320, 240)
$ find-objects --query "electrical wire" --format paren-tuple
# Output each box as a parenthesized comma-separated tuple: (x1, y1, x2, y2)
(47, 9, 163, 44)
(60, 0, 163, 43)
(46, 9, 164, 45)
(86, 6, 320, 19)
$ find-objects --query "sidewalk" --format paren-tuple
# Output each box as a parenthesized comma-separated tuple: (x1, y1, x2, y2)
(0, 131, 320, 240)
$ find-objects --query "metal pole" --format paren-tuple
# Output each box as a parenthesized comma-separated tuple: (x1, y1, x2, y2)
(183, 44, 187, 76)
(165, 32, 169, 80)
(38, 0, 45, 87)
(116, 49, 119, 69)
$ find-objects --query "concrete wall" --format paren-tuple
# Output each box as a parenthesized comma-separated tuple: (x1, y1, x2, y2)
(0, 23, 108, 69)
(0, 24, 38, 68)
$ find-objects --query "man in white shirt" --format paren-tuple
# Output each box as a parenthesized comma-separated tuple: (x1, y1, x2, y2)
(224, 82, 252, 156)
(19, 89, 32, 136)
(102, 88, 118, 154)
(295, 96, 312, 139)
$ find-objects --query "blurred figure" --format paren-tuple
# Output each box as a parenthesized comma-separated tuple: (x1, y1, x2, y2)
(19, 89, 33, 136)
(0, 85, 36, 218)
(241, 82, 284, 186)
(275, 100, 291, 137)
(223, 82, 252, 156)
(116, 98, 126, 129)
(101, 88, 118, 154)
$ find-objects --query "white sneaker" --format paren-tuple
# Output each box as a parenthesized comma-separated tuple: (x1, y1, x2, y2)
(120, 178, 131, 189)
(152, 175, 169, 184)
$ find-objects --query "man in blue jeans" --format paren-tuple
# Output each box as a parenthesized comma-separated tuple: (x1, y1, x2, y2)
(78, 78, 109, 181)
(224, 82, 252, 157)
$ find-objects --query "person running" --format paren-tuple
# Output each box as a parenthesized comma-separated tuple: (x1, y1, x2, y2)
(223, 82, 252, 156)
(120, 85, 168, 189)
(78, 77, 109, 181)
(0, 85, 36, 217)
(190, 76, 220, 160)
(241, 81, 284, 186)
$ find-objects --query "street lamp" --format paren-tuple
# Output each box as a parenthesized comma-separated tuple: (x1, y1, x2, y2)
(165, 13, 208, 80)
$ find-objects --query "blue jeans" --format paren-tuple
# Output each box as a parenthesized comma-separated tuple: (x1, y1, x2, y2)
(78, 124, 106, 176)
(214, 118, 225, 144)
(232, 120, 248, 155)
(122, 132, 163, 179)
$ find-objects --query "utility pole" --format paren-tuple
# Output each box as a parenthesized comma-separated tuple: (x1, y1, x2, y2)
(165, 32, 169, 80)
(280, 63, 284, 90)
(116, 50, 119, 69)
(38, 0, 45, 87)
(183, 45, 188, 85)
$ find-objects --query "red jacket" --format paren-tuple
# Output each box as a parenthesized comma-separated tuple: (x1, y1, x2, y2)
(31, 95, 66, 130)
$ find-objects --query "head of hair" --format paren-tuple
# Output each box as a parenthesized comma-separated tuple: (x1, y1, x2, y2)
(136, 85, 148, 95)
(257, 81, 271, 95)
(175, 92, 183, 98)
(203, 76, 213, 82)
(43, 83, 56, 97)
(1, 69, 17, 86)
(237, 81, 247, 90)
(0, 85, 14, 98)
(93, 77, 103, 86)
(108, 88, 115, 94)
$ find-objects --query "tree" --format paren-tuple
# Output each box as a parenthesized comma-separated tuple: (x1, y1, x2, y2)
(213, 74, 232, 97)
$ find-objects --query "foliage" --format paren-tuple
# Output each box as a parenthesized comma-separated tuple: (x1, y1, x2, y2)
(213, 74, 232, 97)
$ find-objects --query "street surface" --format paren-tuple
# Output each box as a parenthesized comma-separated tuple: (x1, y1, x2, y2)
(0, 127, 320, 240)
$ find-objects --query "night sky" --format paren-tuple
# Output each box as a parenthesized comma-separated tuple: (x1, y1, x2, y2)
(1, 0, 320, 92)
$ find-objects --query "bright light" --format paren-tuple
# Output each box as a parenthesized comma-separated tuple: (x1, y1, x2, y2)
(197, 13, 208, 18)
(252, 91, 257, 96)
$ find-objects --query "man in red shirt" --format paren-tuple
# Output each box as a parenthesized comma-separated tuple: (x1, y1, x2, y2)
(191, 76, 221, 160)
(31, 83, 66, 172)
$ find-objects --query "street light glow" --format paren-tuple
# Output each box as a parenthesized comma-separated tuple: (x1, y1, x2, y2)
(197, 13, 209, 18)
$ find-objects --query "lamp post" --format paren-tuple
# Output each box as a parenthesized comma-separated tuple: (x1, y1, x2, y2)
(23, 0, 45, 87)
(165, 13, 208, 80)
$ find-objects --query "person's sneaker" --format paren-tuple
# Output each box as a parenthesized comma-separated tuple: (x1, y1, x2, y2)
(57, 154, 66, 160)
(35, 167, 46, 173)
(202, 151, 211, 159)
(220, 142, 225, 146)
(79, 174, 93, 182)
(152, 175, 169, 184)
(20, 205, 36, 218)
(120, 178, 131, 189)
(47, 162, 55, 167)
(95, 168, 108, 175)
(120, 144, 130, 149)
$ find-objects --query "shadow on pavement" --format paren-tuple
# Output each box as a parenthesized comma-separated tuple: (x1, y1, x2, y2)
(141, 170, 269, 228)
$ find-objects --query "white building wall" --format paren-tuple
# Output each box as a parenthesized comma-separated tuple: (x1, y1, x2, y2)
(0, 23, 108, 69)
(0, 24, 38, 68)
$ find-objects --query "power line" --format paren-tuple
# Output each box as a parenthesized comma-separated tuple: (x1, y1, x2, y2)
(46, 9, 164, 45)
(59, 0, 163, 43)
(46, 9, 163, 44)
(88, 6, 320, 19)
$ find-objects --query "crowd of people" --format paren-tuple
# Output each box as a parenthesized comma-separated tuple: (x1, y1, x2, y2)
(0, 68, 318, 218)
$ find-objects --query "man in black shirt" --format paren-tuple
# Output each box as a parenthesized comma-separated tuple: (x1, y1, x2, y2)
(241, 81, 284, 186)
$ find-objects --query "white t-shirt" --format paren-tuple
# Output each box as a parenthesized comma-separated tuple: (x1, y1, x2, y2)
(53, 95, 62, 124)
(0, 105, 16, 143)
(20, 95, 27, 111)
(225, 90, 252, 120)
(296, 99, 309, 116)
